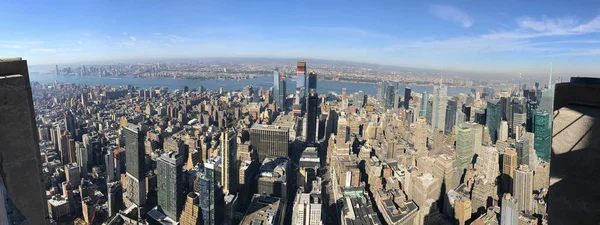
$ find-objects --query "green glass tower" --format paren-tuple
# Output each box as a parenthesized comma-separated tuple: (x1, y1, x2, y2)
(533, 110, 551, 162)
(486, 99, 502, 144)
(455, 124, 474, 173)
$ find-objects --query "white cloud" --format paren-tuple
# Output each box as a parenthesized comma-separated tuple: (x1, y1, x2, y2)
(33, 48, 57, 53)
(0, 44, 23, 49)
(429, 4, 474, 28)
(129, 36, 137, 42)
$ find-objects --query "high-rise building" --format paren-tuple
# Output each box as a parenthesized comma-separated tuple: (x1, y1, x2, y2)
(454, 197, 471, 225)
(64, 110, 76, 138)
(515, 132, 534, 166)
(445, 99, 458, 133)
(502, 148, 518, 194)
(475, 145, 500, 182)
(221, 130, 238, 195)
(486, 99, 502, 144)
(420, 92, 429, 117)
(533, 110, 551, 162)
(107, 181, 123, 217)
(199, 163, 223, 225)
(514, 165, 534, 213)
(106, 149, 115, 182)
(124, 124, 146, 207)
(157, 152, 184, 220)
(273, 71, 287, 111)
(432, 79, 448, 131)
(297, 61, 306, 97)
(501, 193, 519, 225)
(306, 89, 319, 145)
(0, 57, 50, 225)
(180, 192, 201, 225)
(65, 163, 81, 187)
(250, 124, 289, 162)
(239, 194, 283, 225)
(404, 87, 411, 109)
(499, 121, 509, 142)
(414, 117, 428, 154)
(291, 193, 322, 225)
(455, 124, 474, 173)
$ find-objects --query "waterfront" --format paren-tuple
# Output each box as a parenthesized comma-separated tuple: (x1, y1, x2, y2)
(29, 74, 472, 96)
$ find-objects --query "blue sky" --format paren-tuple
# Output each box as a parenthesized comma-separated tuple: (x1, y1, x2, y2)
(1, 0, 600, 76)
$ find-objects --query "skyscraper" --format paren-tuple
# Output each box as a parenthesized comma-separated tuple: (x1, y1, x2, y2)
(277, 72, 287, 111)
(432, 78, 448, 131)
(486, 99, 502, 144)
(514, 165, 534, 213)
(533, 110, 551, 162)
(307, 71, 317, 91)
(515, 132, 534, 166)
(445, 99, 458, 133)
(499, 121, 509, 142)
(420, 92, 429, 117)
(221, 130, 238, 195)
(306, 89, 319, 145)
(292, 193, 322, 225)
(199, 163, 223, 225)
(157, 152, 184, 220)
(124, 124, 146, 207)
(501, 193, 519, 225)
(0, 57, 50, 225)
(297, 61, 306, 98)
(502, 148, 518, 194)
(404, 87, 411, 109)
(107, 181, 123, 217)
(250, 124, 289, 161)
(455, 124, 474, 173)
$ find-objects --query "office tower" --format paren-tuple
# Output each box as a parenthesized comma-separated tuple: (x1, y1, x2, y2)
(502, 149, 518, 194)
(199, 163, 223, 225)
(257, 157, 288, 199)
(157, 152, 184, 220)
(75, 141, 88, 177)
(124, 124, 146, 207)
(549, 77, 600, 224)
(107, 181, 123, 217)
(515, 132, 533, 166)
(445, 99, 458, 133)
(455, 124, 474, 173)
(0, 58, 49, 225)
(486, 99, 502, 144)
(292, 193, 322, 225)
(297, 61, 306, 97)
(180, 192, 201, 225)
(525, 100, 538, 132)
(474, 109, 487, 125)
(475, 145, 500, 182)
(221, 130, 237, 194)
(463, 122, 483, 155)
(306, 89, 319, 144)
(393, 88, 400, 109)
(455, 197, 471, 225)
(533, 110, 551, 162)
(307, 71, 317, 91)
(420, 92, 429, 117)
(106, 149, 115, 182)
(250, 124, 289, 161)
(64, 110, 76, 139)
(65, 163, 81, 187)
(273, 71, 287, 111)
(501, 193, 519, 225)
(414, 117, 428, 153)
(432, 78, 448, 131)
(404, 87, 412, 109)
(514, 165, 534, 212)
(499, 121, 509, 142)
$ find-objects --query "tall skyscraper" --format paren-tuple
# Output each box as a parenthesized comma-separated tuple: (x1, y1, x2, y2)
(487, 99, 502, 144)
(499, 121, 509, 142)
(107, 181, 123, 217)
(297, 61, 306, 98)
(0, 57, 50, 225)
(124, 124, 146, 207)
(199, 163, 223, 225)
(180, 192, 201, 225)
(501, 194, 519, 225)
(250, 124, 289, 161)
(420, 92, 429, 117)
(455, 124, 474, 173)
(64, 110, 76, 138)
(221, 130, 238, 195)
(306, 89, 319, 145)
(157, 152, 184, 220)
(515, 132, 534, 166)
(404, 87, 411, 109)
(273, 71, 287, 111)
(432, 78, 448, 131)
(514, 165, 534, 213)
(291, 193, 322, 225)
(414, 117, 428, 153)
(445, 99, 458, 133)
(307, 71, 317, 91)
(502, 148, 518, 194)
(533, 110, 551, 162)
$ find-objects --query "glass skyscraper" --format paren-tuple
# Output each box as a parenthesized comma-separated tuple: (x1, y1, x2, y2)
(420, 91, 429, 117)
(486, 99, 502, 144)
(533, 110, 551, 162)
(157, 152, 184, 220)
(445, 99, 458, 133)
(273, 70, 286, 111)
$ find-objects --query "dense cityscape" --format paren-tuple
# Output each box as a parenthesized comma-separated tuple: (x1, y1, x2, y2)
(5, 56, 594, 225)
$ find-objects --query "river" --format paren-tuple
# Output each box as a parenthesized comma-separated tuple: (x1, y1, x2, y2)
(29, 74, 472, 97)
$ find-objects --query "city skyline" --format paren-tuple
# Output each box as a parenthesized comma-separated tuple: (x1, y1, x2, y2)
(1, 1, 600, 76)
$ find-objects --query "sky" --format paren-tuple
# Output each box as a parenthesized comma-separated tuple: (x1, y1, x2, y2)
(1, 0, 600, 76)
